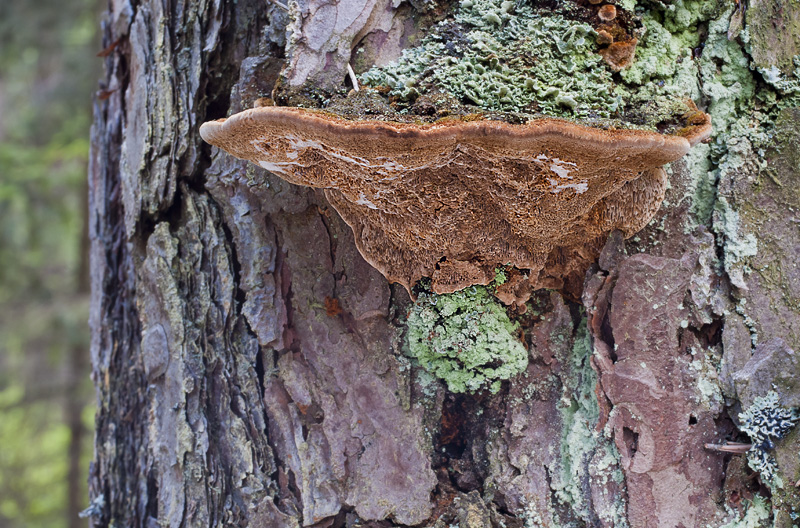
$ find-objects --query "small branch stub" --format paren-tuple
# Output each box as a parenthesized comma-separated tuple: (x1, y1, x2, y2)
(347, 63, 360, 92)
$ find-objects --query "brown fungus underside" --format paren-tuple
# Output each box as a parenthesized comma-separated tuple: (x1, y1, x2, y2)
(200, 107, 710, 303)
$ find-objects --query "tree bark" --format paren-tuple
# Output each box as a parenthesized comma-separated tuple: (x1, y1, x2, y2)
(87, 0, 800, 527)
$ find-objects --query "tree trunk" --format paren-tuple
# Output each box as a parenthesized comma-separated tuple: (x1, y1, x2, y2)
(87, 0, 800, 526)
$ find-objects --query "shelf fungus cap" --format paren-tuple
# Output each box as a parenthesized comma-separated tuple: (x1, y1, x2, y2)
(201, 107, 711, 300)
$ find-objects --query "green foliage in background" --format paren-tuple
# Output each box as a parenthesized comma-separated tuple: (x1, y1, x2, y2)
(0, 0, 100, 526)
(0, 386, 94, 525)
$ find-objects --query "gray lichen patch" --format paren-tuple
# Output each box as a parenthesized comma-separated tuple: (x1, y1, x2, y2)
(738, 391, 799, 485)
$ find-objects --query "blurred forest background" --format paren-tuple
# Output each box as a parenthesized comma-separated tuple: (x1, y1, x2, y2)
(0, 0, 101, 526)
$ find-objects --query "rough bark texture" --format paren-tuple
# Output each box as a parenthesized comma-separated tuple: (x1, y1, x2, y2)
(88, 0, 800, 527)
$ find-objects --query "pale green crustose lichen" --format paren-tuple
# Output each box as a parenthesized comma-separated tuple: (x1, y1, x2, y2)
(714, 494, 771, 528)
(552, 321, 627, 526)
(405, 285, 528, 394)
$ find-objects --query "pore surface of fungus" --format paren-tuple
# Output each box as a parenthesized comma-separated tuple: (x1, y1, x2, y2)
(201, 107, 710, 298)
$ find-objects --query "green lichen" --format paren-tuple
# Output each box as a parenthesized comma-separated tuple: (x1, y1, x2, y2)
(552, 320, 627, 526)
(612, 2, 755, 234)
(688, 346, 724, 412)
(684, 143, 715, 227)
(715, 494, 772, 528)
(619, 0, 798, 327)
(552, 322, 598, 513)
(405, 285, 528, 393)
(361, 0, 620, 118)
(619, 3, 710, 87)
(756, 56, 800, 95)
(714, 197, 758, 265)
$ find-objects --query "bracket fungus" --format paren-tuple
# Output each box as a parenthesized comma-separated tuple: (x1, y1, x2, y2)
(201, 106, 710, 301)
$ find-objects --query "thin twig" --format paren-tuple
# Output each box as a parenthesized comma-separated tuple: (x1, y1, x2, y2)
(347, 63, 360, 92)
(704, 442, 752, 454)
(270, 0, 289, 12)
